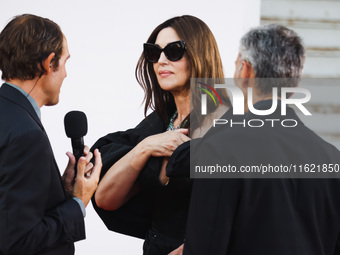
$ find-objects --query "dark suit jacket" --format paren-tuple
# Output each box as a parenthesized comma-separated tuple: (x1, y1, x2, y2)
(184, 101, 340, 255)
(0, 84, 85, 255)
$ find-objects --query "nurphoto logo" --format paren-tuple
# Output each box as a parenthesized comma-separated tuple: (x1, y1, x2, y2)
(200, 84, 311, 116)
(197, 80, 312, 129)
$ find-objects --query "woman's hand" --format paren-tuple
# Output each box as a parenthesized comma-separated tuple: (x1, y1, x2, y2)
(141, 129, 190, 158)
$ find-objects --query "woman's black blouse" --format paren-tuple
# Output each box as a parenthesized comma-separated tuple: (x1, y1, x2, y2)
(90, 112, 192, 242)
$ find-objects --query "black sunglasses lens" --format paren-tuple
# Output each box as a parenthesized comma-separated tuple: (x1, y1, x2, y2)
(144, 44, 160, 63)
(144, 41, 185, 63)
(164, 42, 184, 61)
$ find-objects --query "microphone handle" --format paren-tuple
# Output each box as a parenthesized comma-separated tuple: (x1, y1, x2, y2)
(71, 137, 84, 176)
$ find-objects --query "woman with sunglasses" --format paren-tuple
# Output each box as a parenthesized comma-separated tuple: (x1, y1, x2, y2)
(92, 15, 230, 255)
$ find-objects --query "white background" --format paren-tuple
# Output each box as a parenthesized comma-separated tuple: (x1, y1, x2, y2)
(0, 0, 260, 254)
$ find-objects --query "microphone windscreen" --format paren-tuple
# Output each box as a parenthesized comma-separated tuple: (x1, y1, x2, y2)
(64, 111, 88, 138)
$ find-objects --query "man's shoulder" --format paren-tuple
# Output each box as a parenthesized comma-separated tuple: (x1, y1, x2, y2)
(0, 97, 43, 143)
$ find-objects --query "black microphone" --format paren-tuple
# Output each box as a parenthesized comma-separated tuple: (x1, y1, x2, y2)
(64, 111, 88, 175)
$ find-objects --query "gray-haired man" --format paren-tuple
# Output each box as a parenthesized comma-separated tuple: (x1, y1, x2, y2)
(184, 24, 340, 255)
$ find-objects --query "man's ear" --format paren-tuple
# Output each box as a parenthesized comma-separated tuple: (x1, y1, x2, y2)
(241, 60, 255, 79)
(41, 52, 55, 75)
(240, 60, 256, 91)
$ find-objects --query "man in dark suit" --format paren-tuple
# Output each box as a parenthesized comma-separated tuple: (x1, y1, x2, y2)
(0, 14, 102, 254)
(183, 24, 340, 255)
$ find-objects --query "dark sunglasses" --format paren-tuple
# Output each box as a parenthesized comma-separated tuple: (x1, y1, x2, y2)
(143, 40, 186, 63)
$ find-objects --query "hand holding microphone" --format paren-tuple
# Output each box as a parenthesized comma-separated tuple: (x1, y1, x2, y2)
(62, 111, 102, 206)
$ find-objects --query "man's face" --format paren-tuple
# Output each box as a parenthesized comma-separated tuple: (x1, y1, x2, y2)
(43, 35, 70, 106)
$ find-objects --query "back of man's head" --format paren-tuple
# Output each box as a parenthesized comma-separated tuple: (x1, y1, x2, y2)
(0, 14, 63, 81)
(239, 24, 305, 95)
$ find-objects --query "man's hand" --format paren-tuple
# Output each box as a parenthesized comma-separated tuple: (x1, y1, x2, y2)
(73, 148, 102, 207)
(62, 145, 94, 196)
